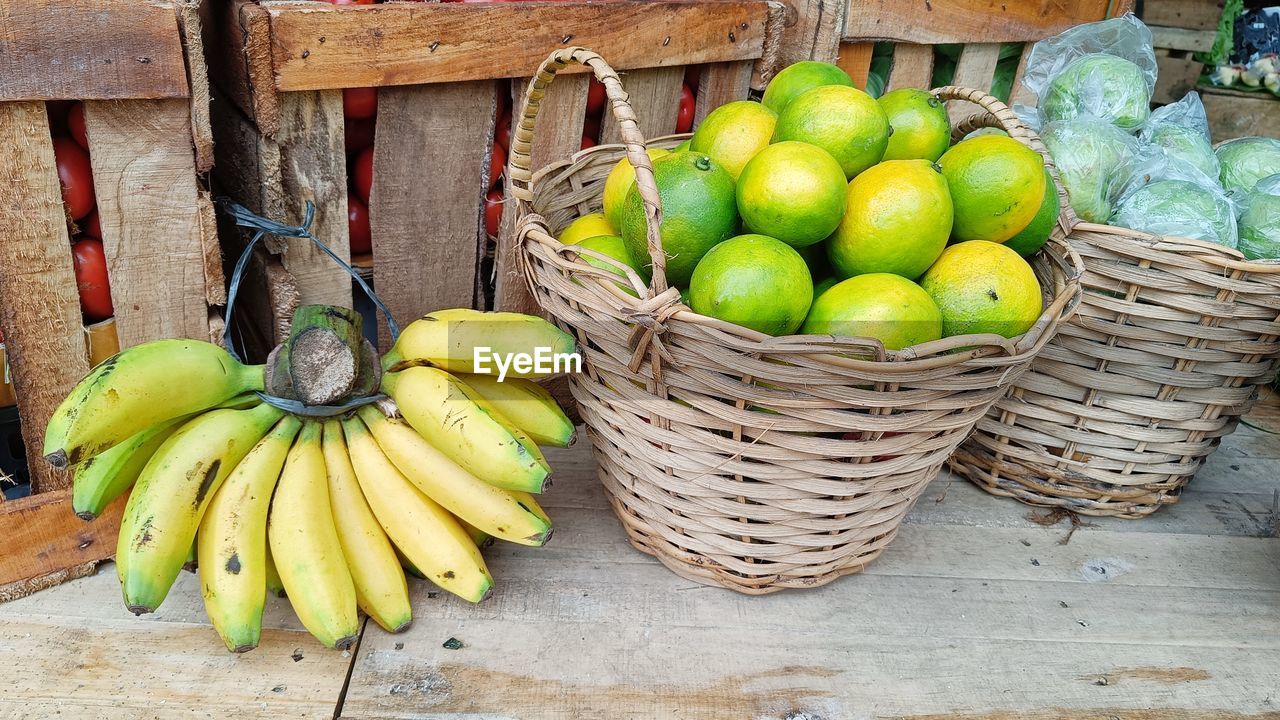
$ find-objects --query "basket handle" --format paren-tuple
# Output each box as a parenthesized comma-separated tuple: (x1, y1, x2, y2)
(508, 48, 669, 296)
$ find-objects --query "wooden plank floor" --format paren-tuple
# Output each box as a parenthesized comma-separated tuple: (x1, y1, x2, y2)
(3, 401, 1279, 719)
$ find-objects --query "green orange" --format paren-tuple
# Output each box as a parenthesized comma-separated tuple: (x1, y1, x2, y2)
(689, 234, 813, 336)
(573, 235, 647, 297)
(736, 141, 846, 248)
(1003, 169, 1060, 257)
(602, 148, 670, 230)
(937, 135, 1047, 243)
(762, 61, 855, 113)
(558, 212, 617, 245)
(801, 273, 942, 351)
(878, 89, 950, 162)
(919, 240, 1042, 338)
(772, 85, 890, 179)
(689, 101, 777, 180)
(827, 159, 953, 280)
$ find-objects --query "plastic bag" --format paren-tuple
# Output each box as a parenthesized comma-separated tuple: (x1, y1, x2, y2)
(1237, 173, 1280, 260)
(1216, 137, 1280, 193)
(1041, 117, 1141, 223)
(1111, 141, 1239, 248)
(1023, 15, 1157, 131)
(1139, 92, 1219, 181)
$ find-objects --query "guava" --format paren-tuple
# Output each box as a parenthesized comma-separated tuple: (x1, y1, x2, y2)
(1112, 179, 1238, 248)
(1041, 54, 1151, 131)
(1042, 118, 1139, 223)
(1217, 137, 1280, 194)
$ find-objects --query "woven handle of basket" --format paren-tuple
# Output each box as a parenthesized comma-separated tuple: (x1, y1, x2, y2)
(507, 48, 669, 295)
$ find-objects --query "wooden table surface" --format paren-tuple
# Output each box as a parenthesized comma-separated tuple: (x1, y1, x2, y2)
(3, 400, 1279, 720)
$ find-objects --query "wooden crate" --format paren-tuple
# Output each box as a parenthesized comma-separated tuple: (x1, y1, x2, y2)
(1144, 0, 1220, 105)
(203, 0, 782, 355)
(0, 0, 223, 601)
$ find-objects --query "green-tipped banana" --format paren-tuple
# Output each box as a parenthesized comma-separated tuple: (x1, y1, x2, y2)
(72, 416, 185, 520)
(117, 403, 283, 615)
(265, 544, 286, 598)
(380, 367, 550, 493)
(199, 415, 301, 653)
(44, 339, 265, 468)
(382, 308, 576, 378)
(455, 374, 575, 447)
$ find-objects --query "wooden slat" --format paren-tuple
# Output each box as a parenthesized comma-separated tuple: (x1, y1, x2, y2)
(372, 82, 496, 348)
(177, 0, 216, 174)
(202, 0, 281, 136)
(83, 99, 210, 348)
(0, 102, 88, 494)
(1202, 89, 1280, 141)
(844, 0, 1119, 44)
(886, 43, 934, 92)
(272, 90, 353, 311)
(1151, 26, 1217, 53)
(265, 1, 771, 92)
(0, 491, 123, 601)
(694, 60, 755, 127)
(1154, 51, 1206, 105)
(1008, 43, 1039, 108)
(1143, 0, 1224, 31)
(197, 192, 226, 308)
(0, 0, 189, 102)
(774, 0, 845, 66)
(947, 43, 1003, 124)
(601, 67, 684, 146)
(836, 41, 875, 90)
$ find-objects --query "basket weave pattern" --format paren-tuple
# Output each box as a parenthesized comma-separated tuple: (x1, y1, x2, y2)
(510, 52, 1083, 592)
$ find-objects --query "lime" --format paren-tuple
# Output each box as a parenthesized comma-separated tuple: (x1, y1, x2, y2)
(690, 101, 777, 180)
(736, 141, 846, 247)
(673, 139, 692, 152)
(602, 148, 670, 230)
(573, 235, 647, 297)
(762, 61, 855, 113)
(938, 135, 1046, 243)
(559, 212, 617, 245)
(919, 240, 1042, 338)
(827, 159, 952, 279)
(878, 89, 950, 162)
(1003, 169, 1060, 257)
(772, 85, 890, 179)
(689, 234, 813, 335)
(801, 273, 942, 351)
(620, 151, 738, 287)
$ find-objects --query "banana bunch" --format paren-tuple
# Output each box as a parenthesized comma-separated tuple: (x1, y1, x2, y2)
(49, 307, 577, 653)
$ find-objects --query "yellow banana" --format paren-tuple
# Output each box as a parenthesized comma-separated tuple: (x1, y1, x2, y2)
(343, 416, 492, 603)
(117, 403, 283, 614)
(455, 374, 575, 447)
(459, 518, 493, 549)
(72, 416, 185, 520)
(198, 415, 302, 653)
(508, 490, 553, 526)
(380, 366, 549, 493)
(394, 546, 427, 580)
(321, 420, 412, 634)
(268, 422, 359, 650)
(358, 406, 551, 546)
(382, 308, 576, 378)
(265, 544, 285, 598)
(184, 541, 198, 573)
(44, 339, 265, 468)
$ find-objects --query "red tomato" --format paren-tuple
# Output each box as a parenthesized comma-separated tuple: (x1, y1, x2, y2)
(348, 196, 372, 255)
(68, 102, 89, 150)
(586, 76, 606, 114)
(684, 65, 702, 92)
(484, 189, 503, 237)
(344, 118, 375, 154)
(495, 111, 511, 151)
(676, 84, 695, 134)
(352, 146, 374, 203)
(583, 115, 601, 144)
(343, 87, 378, 120)
(580, 136, 596, 150)
(53, 137, 95, 220)
(72, 237, 113, 322)
(81, 209, 102, 239)
(489, 142, 506, 190)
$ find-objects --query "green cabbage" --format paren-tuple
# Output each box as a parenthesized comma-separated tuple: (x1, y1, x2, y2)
(1148, 125, 1219, 180)
(1112, 179, 1237, 248)
(1042, 118, 1139, 223)
(1237, 174, 1280, 260)
(1217, 137, 1280, 194)
(1042, 54, 1151, 131)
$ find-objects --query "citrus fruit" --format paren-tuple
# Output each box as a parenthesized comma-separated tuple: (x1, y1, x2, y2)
(620, 151, 738, 287)
(559, 212, 617, 245)
(800, 273, 942, 351)
(673, 139, 692, 152)
(573, 235, 647, 297)
(736, 141, 846, 247)
(689, 101, 777, 180)
(827, 159, 952, 279)
(937, 135, 1046, 243)
(602, 148, 670, 230)
(1003, 169, 1060, 257)
(762, 61, 854, 113)
(877, 89, 950, 162)
(919, 241, 1042, 338)
(689, 234, 813, 335)
(772, 85, 890, 179)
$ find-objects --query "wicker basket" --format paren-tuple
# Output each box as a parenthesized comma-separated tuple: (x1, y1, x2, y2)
(509, 49, 1084, 593)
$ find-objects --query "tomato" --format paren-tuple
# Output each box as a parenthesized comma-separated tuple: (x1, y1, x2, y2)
(489, 142, 506, 190)
(348, 196, 372, 255)
(583, 115, 601, 144)
(345, 118, 375, 154)
(586, 76, 606, 114)
(352, 146, 374, 203)
(68, 102, 89, 150)
(484, 189, 503, 236)
(72, 237, 113, 322)
(343, 87, 377, 120)
(684, 65, 702, 93)
(580, 135, 596, 150)
(53, 137, 95, 220)
(81, 209, 102, 239)
(676, 84, 695, 134)
(495, 111, 511, 151)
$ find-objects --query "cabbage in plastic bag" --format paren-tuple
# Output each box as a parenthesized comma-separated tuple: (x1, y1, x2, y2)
(1042, 118, 1140, 223)
(1237, 174, 1280, 260)
(1139, 92, 1219, 180)
(1022, 15, 1157, 132)
(1217, 137, 1280, 193)
(1112, 179, 1238, 248)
